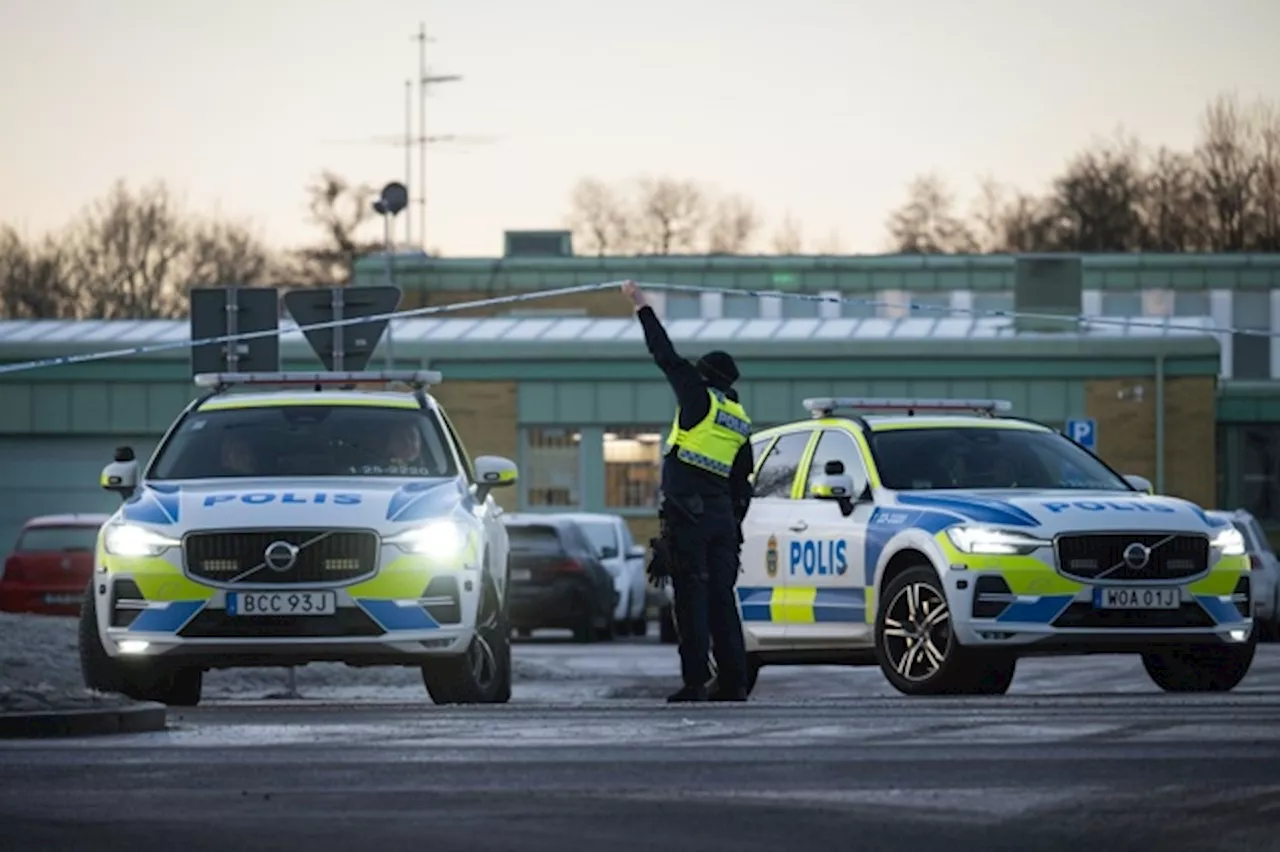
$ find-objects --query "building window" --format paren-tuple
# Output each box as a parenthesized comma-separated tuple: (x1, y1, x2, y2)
(723, 294, 758, 319)
(1231, 424, 1280, 524)
(1100, 292, 1142, 316)
(523, 427, 581, 507)
(1173, 290, 1211, 316)
(839, 292, 878, 318)
(604, 427, 664, 508)
(782, 296, 819, 318)
(1232, 290, 1272, 380)
(972, 291, 1014, 316)
(665, 293, 700, 320)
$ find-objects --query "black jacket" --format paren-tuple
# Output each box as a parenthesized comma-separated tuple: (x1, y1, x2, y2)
(637, 306, 754, 520)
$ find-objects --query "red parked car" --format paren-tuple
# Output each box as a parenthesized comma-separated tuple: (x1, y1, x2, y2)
(0, 514, 108, 616)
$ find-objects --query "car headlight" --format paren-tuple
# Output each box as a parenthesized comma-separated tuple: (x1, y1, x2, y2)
(946, 525, 1050, 556)
(383, 519, 471, 562)
(102, 524, 180, 557)
(1211, 526, 1246, 557)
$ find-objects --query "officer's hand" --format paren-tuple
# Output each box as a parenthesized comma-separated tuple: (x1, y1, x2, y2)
(621, 280, 647, 309)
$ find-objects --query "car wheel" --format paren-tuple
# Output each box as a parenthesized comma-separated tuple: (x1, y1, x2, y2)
(875, 564, 1017, 696)
(79, 580, 125, 694)
(422, 569, 512, 704)
(630, 616, 648, 638)
(1141, 635, 1256, 693)
(132, 667, 204, 707)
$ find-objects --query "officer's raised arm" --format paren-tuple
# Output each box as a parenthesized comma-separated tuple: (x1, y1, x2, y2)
(621, 281, 709, 420)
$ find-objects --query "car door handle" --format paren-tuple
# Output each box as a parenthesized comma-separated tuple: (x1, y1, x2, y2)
(789, 521, 808, 532)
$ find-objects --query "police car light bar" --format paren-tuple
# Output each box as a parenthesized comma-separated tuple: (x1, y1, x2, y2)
(193, 370, 444, 389)
(803, 397, 1014, 418)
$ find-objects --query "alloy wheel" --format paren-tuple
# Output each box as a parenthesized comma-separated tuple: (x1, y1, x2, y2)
(882, 582, 953, 682)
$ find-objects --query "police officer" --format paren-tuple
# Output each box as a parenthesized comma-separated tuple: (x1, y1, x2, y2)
(622, 281, 754, 702)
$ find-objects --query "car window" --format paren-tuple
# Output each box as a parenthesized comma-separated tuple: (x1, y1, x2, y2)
(804, 429, 867, 497)
(749, 437, 774, 477)
(867, 427, 1131, 491)
(506, 525, 563, 554)
(753, 431, 812, 499)
(149, 404, 458, 480)
(562, 523, 596, 558)
(16, 526, 99, 552)
(578, 520, 620, 558)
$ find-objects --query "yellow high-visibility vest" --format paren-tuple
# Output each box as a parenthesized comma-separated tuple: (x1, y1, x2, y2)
(665, 388, 752, 477)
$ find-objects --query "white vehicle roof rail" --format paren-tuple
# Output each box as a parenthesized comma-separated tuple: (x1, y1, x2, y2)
(803, 397, 1013, 419)
(193, 370, 443, 392)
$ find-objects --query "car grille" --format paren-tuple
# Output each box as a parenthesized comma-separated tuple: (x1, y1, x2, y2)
(1052, 601, 1216, 629)
(184, 529, 379, 586)
(178, 607, 385, 638)
(1055, 533, 1209, 583)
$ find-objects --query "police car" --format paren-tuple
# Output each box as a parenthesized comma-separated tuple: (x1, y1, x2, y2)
(80, 369, 518, 707)
(733, 397, 1255, 696)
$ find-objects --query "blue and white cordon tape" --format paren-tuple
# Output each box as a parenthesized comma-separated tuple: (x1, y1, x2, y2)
(0, 279, 1268, 377)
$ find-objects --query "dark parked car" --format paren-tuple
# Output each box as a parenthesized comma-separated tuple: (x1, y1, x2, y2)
(1, 513, 109, 616)
(503, 514, 618, 642)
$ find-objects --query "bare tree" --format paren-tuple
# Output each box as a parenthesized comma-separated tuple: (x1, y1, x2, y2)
(294, 171, 379, 285)
(1136, 147, 1208, 251)
(0, 227, 72, 319)
(564, 178, 635, 255)
(1047, 133, 1148, 251)
(705, 194, 761, 253)
(771, 214, 804, 254)
(885, 174, 977, 253)
(186, 218, 281, 290)
(631, 177, 707, 254)
(1195, 93, 1259, 251)
(1252, 99, 1280, 250)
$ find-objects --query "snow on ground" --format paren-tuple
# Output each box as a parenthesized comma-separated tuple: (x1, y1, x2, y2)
(0, 611, 683, 710)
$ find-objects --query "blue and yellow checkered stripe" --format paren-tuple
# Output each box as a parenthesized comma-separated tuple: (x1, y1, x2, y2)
(737, 586, 867, 624)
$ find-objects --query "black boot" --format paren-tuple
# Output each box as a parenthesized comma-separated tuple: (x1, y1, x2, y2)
(666, 684, 708, 703)
(709, 684, 747, 702)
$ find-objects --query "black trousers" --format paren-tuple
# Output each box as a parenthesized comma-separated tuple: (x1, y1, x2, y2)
(664, 493, 747, 691)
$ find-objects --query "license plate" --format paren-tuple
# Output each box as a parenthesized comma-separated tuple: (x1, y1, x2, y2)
(44, 593, 82, 605)
(1093, 586, 1180, 610)
(510, 568, 532, 582)
(226, 591, 336, 616)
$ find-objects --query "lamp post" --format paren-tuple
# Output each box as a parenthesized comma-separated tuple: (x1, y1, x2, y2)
(373, 182, 410, 369)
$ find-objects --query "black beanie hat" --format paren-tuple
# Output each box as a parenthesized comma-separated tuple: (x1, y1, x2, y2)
(696, 350, 739, 387)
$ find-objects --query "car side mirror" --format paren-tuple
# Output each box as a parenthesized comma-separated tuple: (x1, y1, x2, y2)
(811, 472, 858, 517)
(600, 545, 619, 559)
(473, 455, 518, 502)
(101, 447, 138, 501)
(1124, 474, 1154, 495)
(626, 544, 646, 560)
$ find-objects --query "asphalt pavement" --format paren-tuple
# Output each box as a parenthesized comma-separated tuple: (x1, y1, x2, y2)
(3, 632, 1280, 852)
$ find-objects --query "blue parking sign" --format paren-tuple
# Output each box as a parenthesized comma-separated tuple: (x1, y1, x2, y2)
(1066, 418, 1097, 450)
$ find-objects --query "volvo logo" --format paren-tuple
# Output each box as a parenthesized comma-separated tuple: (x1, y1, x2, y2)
(1122, 542, 1151, 570)
(263, 540, 299, 573)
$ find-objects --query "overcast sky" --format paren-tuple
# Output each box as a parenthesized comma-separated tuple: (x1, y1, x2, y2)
(2, 0, 1278, 257)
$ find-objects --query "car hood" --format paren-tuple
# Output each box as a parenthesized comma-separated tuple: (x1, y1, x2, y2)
(115, 478, 468, 533)
(888, 489, 1228, 535)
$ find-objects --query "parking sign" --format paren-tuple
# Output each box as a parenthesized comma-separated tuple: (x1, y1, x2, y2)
(1065, 418, 1097, 450)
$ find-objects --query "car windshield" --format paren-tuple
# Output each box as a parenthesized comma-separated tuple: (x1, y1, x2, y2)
(576, 521, 619, 557)
(868, 427, 1132, 491)
(506, 525, 563, 553)
(16, 526, 99, 552)
(148, 404, 458, 479)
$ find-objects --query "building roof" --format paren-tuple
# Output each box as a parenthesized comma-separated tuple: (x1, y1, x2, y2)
(0, 314, 1223, 365)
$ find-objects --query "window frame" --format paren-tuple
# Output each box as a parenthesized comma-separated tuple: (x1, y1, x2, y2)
(602, 425, 666, 511)
(751, 427, 817, 500)
(801, 427, 870, 499)
(518, 425, 585, 511)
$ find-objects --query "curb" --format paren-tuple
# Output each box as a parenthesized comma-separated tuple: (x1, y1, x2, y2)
(0, 702, 167, 739)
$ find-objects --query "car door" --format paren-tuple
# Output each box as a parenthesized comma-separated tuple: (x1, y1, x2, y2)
(783, 427, 875, 648)
(738, 428, 815, 647)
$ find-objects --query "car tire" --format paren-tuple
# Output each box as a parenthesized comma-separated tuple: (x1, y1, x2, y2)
(874, 563, 1017, 696)
(422, 569, 512, 704)
(79, 581, 125, 695)
(630, 616, 648, 638)
(1141, 636, 1256, 693)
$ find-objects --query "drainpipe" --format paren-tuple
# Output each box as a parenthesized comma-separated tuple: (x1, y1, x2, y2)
(1154, 353, 1165, 493)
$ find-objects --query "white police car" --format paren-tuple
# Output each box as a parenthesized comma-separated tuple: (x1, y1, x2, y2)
(80, 370, 518, 707)
(733, 397, 1255, 696)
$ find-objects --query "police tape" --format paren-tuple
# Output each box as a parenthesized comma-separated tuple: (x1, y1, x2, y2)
(0, 278, 1270, 376)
